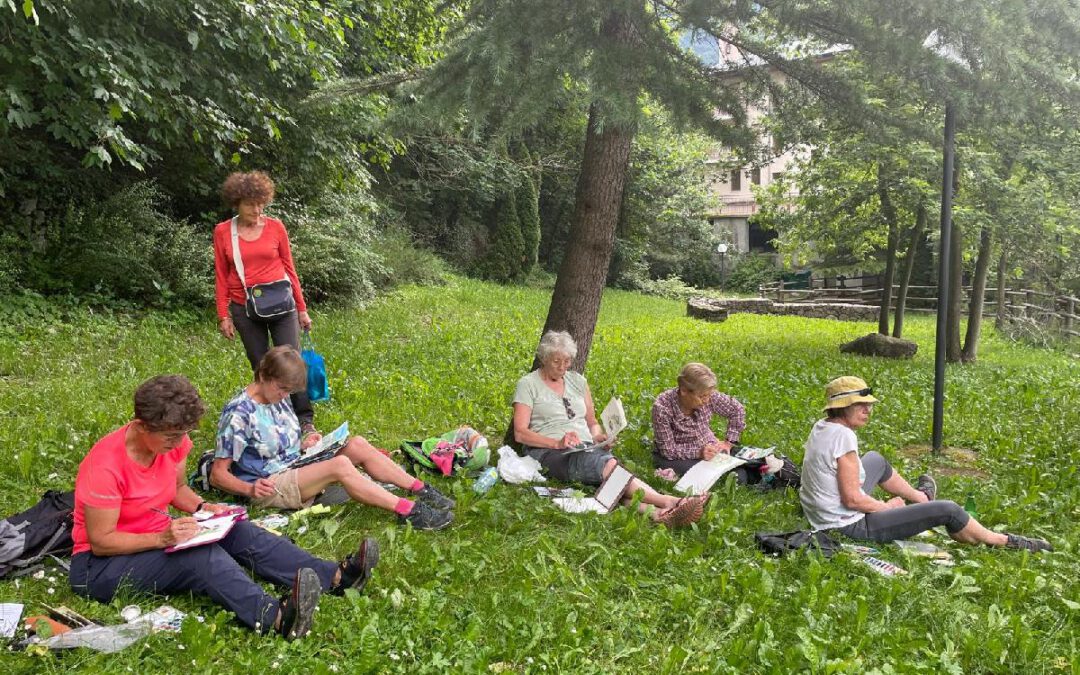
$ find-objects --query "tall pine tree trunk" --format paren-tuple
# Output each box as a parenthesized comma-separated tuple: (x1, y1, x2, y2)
(876, 164, 898, 335)
(533, 10, 638, 372)
(961, 227, 993, 362)
(995, 248, 1008, 329)
(893, 202, 926, 339)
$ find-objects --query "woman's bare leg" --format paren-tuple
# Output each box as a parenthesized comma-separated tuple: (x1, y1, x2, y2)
(295, 455, 399, 511)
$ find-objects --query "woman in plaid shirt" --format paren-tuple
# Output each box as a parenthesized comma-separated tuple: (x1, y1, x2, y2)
(651, 363, 747, 479)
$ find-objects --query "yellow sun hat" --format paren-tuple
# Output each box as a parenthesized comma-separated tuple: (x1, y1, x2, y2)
(823, 376, 879, 411)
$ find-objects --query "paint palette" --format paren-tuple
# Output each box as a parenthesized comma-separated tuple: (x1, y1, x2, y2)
(861, 556, 908, 576)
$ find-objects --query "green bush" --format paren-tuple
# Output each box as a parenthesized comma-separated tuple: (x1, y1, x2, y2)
(477, 194, 526, 282)
(369, 227, 450, 289)
(275, 189, 383, 305)
(725, 252, 782, 294)
(18, 181, 212, 306)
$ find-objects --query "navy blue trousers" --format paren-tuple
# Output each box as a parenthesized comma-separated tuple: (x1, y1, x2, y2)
(69, 520, 337, 631)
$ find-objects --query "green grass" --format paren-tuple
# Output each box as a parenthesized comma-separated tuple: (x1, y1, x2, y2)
(1, 277, 1077, 673)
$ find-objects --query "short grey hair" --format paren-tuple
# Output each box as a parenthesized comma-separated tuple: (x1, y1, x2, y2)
(536, 330, 578, 364)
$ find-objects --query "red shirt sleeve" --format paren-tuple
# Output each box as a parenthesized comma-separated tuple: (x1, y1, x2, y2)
(213, 220, 233, 320)
(273, 219, 307, 313)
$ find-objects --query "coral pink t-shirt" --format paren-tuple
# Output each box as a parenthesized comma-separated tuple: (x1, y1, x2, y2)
(71, 424, 191, 555)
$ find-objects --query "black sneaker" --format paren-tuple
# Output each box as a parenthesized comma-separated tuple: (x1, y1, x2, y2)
(1005, 533, 1053, 553)
(399, 501, 453, 530)
(278, 567, 322, 640)
(331, 537, 380, 596)
(916, 474, 937, 501)
(416, 484, 456, 510)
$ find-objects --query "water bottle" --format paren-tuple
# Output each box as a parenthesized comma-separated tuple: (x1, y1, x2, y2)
(473, 466, 499, 494)
(963, 494, 977, 519)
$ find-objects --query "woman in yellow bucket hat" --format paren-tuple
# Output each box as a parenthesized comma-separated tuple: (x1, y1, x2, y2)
(798, 376, 1051, 552)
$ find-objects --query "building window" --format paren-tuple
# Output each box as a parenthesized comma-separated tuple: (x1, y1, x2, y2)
(751, 167, 761, 185)
(730, 170, 741, 191)
(772, 171, 785, 183)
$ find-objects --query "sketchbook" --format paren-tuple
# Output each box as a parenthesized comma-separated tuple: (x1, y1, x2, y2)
(285, 422, 349, 470)
(550, 465, 633, 514)
(164, 512, 244, 553)
(674, 447, 776, 495)
(563, 397, 627, 453)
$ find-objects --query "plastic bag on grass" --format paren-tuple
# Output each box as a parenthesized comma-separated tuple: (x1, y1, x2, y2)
(496, 446, 545, 484)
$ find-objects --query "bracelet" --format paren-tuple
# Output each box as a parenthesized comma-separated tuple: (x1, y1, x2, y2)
(195, 501, 206, 513)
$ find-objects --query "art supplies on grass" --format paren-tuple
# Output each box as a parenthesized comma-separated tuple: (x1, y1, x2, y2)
(894, 539, 952, 560)
(532, 486, 579, 498)
(860, 556, 908, 576)
(550, 465, 633, 514)
(0, 603, 23, 638)
(841, 543, 880, 555)
(286, 422, 350, 470)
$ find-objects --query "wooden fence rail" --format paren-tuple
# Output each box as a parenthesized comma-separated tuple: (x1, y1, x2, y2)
(759, 276, 1079, 339)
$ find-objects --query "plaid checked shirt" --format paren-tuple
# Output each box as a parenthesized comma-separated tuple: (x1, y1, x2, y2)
(651, 388, 746, 461)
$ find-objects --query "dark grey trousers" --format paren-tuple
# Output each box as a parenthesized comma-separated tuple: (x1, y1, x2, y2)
(837, 451, 970, 542)
(229, 302, 313, 426)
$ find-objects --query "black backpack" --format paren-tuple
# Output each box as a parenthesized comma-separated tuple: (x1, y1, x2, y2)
(0, 490, 76, 578)
(754, 529, 840, 558)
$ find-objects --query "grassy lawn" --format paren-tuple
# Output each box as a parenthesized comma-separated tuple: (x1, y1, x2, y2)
(0, 278, 1077, 673)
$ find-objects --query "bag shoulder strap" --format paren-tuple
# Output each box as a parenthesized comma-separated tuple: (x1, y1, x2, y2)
(230, 217, 247, 288)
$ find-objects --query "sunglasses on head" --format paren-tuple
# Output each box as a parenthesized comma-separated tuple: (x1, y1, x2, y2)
(561, 397, 576, 420)
(829, 387, 873, 400)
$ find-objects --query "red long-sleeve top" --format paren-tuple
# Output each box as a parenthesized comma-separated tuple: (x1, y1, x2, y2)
(213, 217, 307, 320)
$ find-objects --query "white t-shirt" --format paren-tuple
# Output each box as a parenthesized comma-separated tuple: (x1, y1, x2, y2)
(799, 419, 867, 531)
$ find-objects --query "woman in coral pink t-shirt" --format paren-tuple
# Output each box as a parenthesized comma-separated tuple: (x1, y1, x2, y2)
(68, 375, 379, 640)
(213, 170, 316, 438)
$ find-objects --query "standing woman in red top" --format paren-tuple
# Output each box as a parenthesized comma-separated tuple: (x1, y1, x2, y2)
(213, 171, 316, 437)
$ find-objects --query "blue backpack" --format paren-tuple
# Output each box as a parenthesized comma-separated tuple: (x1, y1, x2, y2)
(301, 331, 329, 403)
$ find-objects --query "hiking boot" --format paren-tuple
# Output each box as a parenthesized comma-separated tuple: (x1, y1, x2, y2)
(916, 474, 937, 501)
(330, 537, 380, 596)
(278, 568, 322, 640)
(416, 484, 455, 510)
(399, 501, 454, 531)
(1005, 533, 1053, 553)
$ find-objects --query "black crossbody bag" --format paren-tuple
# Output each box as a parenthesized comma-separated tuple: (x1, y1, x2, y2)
(230, 217, 296, 319)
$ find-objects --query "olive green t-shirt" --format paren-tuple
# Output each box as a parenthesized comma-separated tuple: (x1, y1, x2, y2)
(512, 370, 593, 443)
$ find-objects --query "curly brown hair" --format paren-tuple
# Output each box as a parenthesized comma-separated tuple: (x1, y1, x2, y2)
(133, 375, 207, 431)
(221, 170, 275, 208)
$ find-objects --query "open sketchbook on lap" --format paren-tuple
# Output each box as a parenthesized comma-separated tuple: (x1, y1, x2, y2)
(563, 397, 627, 453)
(675, 446, 775, 495)
(284, 422, 349, 470)
(551, 465, 633, 514)
(164, 511, 246, 553)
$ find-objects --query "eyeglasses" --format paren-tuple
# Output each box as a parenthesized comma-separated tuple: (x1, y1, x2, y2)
(153, 429, 192, 443)
(561, 397, 576, 420)
(828, 387, 873, 400)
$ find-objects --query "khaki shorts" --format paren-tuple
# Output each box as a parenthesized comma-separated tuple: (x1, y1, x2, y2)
(252, 469, 314, 511)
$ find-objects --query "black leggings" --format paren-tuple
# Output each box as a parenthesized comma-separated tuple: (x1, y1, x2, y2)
(229, 303, 313, 426)
(837, 451, 970, 542)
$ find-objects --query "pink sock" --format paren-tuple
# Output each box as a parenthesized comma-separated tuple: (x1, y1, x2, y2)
(410, 479, 425, 492)
(395, 498, 415, 516)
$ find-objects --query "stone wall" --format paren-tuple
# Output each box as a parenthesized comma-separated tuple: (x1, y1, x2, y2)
(687, 297, 878, 322)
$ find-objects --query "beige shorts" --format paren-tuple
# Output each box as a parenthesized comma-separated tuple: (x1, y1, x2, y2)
(252, 469, 314, 511)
